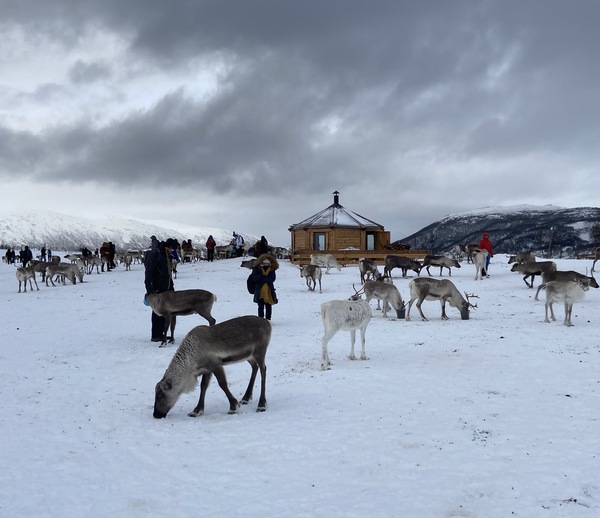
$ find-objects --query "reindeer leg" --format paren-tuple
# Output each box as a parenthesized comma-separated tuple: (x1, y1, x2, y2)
(241, 359, 259, 404)
(405, 299, 414, 320)
(348, 329, 357, 360)
(321, 334, 334, 370)
(544, 302, 552, 323)
(168, 315, 176, 343)
(256, 361, 267, 412)
(440, 300, 449, 320)
(417, 298, 429, 321)
(549, 301, 556, 321)
(159, 313, 171, 346)
(189, 373, 212, 417)
(359, 326, 368, 360)
(212, 366, 240, 414)
(564, 301, 573, 326)
(198, 308, 216, 326)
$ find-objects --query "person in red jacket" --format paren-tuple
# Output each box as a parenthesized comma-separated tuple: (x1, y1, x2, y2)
(478, 232, 494, 277)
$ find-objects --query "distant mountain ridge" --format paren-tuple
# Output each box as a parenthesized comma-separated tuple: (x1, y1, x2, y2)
(2, 206, 598, 258)
(0, 211, 260, 252)
(401, 205, 600, 258)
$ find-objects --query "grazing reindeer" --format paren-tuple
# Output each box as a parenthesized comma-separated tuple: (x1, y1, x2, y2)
(534, 271, 598, 301)
(473, 250, 489, 280)
(45, 264, 77, 286)
(406, 278, 476, 321)
(320, 296, 372, 370)
(544, 280, 589, 327)
(383, 255, 422, 278)
(145, 289, 217, 346)
(299, 264, 322, 292)
(422, 255, 461, 277)
(359, 281, 404, 318)
(153, 316, 271, 418)
(358, 258, 380, 284)
(16, 267, 39, 293)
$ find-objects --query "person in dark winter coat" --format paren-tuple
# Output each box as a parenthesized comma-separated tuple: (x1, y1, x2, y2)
(206, 235, 216, 262)
(251, 253, 279, 320)
(144, 239, 175, 342)
(22, 246, 33, 267)
(478, 232, 494, 276)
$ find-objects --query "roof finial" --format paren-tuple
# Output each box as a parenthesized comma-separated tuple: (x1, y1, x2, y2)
(333, 190, 340, 205)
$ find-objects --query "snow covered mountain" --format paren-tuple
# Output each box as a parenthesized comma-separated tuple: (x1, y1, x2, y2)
(401, 205, 600, 258)
(0, 211, 262, 252)
(2, 205, 598, 258)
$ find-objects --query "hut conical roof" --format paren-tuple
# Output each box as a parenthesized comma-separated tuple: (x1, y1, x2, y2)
(289, 200, 384, 231)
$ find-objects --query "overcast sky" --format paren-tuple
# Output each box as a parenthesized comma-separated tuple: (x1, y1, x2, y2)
(1, 1, 598, 245)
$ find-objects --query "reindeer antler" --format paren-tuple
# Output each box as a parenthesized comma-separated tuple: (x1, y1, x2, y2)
(351, 283, 365, 300)
(464, 292, 479, 310)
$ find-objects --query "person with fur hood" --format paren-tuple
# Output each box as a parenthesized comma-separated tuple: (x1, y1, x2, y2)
(250, 253, 279, 320)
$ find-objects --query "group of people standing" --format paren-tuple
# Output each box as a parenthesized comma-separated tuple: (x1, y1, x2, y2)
(143, 233, 278, 342)
(4, 245, 47, 267)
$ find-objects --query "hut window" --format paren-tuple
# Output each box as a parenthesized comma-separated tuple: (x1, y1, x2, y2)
(366, 232, 375, 251)
(313, 232, 326, 251)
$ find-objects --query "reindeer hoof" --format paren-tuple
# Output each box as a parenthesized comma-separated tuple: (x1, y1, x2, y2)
(228, 403, 241, 414)
(188, 410, 203, 417)
(256, 406, 266, 413)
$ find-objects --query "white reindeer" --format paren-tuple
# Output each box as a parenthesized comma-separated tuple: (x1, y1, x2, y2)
(320, 298, 372, 370)
(310, 254, 342, 274)
(544, 279, 589, 327)
(473, 249, 489, 280)
(534, 270, 598, 301)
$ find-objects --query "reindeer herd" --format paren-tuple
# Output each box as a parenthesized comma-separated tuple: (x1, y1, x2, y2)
(300, 249, 598, 375)
(9, 244, 597, 419)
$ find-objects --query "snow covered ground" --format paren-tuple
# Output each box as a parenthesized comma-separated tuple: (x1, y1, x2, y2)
(1, 252, 599, 517)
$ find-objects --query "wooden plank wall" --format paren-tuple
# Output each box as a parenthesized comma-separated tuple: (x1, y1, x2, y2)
(290, 249, 431, 266)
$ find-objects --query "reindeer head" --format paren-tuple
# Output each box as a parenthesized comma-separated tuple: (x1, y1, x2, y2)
(459, 292, 479, 320)
(350, 283, 365, 301)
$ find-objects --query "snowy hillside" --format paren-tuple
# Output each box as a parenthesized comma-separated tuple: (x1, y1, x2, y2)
(402, 205, 600, 258)
(0, 210, 263, 252)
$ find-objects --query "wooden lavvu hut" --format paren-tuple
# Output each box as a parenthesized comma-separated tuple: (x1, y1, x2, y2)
(289, 191, 396, 265)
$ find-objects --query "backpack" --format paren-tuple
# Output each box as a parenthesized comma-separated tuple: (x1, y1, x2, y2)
(246, 272, 256, 294)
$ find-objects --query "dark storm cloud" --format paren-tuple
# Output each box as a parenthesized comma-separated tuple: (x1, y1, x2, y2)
(2, 0, 600, 202)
